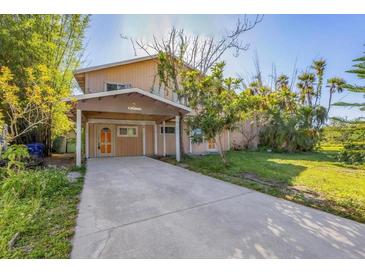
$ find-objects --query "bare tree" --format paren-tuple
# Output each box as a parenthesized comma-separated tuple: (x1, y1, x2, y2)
(124, 15, 263, 156)
(130, 15, 263, 74)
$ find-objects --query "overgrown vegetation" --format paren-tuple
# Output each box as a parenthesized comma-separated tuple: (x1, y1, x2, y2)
(0, 144, 84, 258)
(255, 59, 345, 152)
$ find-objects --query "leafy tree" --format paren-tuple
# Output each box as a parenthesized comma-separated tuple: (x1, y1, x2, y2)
(0, 15, 89, 154)
(0, 64, 74, 147)
(181, 62, 243, 164)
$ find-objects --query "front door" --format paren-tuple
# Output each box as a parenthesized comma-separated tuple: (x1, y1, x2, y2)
(97, 125, 114, 157)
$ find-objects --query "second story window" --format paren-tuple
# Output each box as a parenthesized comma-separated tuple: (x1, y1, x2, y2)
(105, 82, 131, 92)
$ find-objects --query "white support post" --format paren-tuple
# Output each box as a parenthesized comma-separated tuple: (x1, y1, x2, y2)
(85, 122, 89, 159)
(189, 138, 193, 154)
(175, 115, 180, 162)
(227, 130, 231, 150)
(163, 120, 166, 156)
(142, 126, 146, 156)
(154, 123, 158, 155)
(76, 109, 82, 166)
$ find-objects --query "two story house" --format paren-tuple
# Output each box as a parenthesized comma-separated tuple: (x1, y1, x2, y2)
(71, 55, 241, 166)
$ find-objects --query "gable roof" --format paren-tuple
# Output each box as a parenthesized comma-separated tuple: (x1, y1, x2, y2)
(67, 87, 191, 113)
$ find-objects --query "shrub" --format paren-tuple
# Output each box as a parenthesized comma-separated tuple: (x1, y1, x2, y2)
(1, 144, 29, 173)
(343, 142, 365, 150)
(337, 149, 365, 164)
(259, 110, 322, 152)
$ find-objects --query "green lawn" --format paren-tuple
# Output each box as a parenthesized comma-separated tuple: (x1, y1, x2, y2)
(0, 166, 85, 258)
(169, 150, 365, 223)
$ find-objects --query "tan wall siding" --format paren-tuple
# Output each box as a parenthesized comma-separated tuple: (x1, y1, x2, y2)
(86, 120, 248, 158)
(188, 129, 233, 155)
(115, 125, 143, 156)
(230, 121, 259, 150)
(157, 123, 176, 155)
(85, 59, 158, 94)
(145, 125, 154, 155)
(182, 122, 190, 154)
(88, 124, 155, 157)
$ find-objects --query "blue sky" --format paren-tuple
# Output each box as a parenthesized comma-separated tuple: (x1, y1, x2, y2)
(83, 14, 365, 119)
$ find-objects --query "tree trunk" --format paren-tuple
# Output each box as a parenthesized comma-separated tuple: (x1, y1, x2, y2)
(217, 133, 228, 166)
(327, 92, 333, 115)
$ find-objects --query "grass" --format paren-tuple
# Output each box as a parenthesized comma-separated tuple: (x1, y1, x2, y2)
(163, 150, 365, 223)
(0, 166, 85, 258)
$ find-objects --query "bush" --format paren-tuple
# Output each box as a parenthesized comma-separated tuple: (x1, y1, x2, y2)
(1, 144, 29, 173)
(337, 149, 365, 164)
(259, 114, 321, 152)
(343, 142, 365, 150)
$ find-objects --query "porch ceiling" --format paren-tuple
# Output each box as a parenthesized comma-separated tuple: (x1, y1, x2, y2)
(69, 88, 191, 116)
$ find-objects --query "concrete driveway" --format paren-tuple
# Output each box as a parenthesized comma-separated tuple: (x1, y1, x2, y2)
(71, 157, 365, 258)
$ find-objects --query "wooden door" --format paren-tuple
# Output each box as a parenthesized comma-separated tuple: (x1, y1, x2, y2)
(97, 126, 114, 157)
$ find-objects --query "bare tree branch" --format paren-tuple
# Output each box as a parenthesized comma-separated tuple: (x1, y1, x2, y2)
(124, 15, 263, 74)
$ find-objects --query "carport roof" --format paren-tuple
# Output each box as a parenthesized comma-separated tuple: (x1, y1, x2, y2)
(68, 87, 191, 113)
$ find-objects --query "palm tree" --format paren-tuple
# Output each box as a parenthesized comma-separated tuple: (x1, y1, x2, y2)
(275, 74, 289, 90)
(247, 81, 259, 95)
(326, 77, 346, 115)
(297, 72, 316, 106)
(311, 59, 327, 106)
(333, 49, 365, 112)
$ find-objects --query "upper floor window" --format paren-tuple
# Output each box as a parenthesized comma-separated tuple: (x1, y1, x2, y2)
(105, 82, 131, 92)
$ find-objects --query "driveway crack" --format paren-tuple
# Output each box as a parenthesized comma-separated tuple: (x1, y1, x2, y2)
(96, 229, 113, 258)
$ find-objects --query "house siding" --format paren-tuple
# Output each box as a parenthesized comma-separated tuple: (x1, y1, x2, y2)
(89, 123, 155, 157)
(157, 123, 176, 155)
(84, 59, 158, 94)
(76, 57, 256, 158)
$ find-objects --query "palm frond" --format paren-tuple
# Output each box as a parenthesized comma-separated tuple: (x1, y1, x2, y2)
(332, 102, 365, 107)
